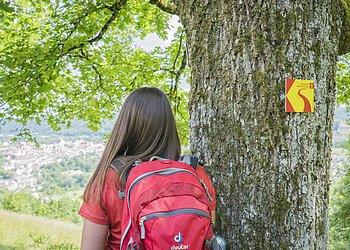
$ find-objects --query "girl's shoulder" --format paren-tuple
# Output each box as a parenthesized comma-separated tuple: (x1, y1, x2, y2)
(104, 166, 120, 191)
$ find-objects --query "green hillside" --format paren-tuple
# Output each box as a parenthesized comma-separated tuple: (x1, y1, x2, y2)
(0, 118, 115, 142)
(0, 210, 81, 250)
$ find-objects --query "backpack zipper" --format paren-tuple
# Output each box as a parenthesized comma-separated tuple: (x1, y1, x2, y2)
(139, 208, 210, 239)
(127, 168, 200, 209)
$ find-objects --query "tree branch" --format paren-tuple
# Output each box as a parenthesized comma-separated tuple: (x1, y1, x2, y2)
(169, 30, 185, 97)
(73, 50, 115, 105)
(88, 0, 126, 44)
(175, 49, 187, 87)
(0, 97, 11, 108)
(64, 0, 127, 55)
(339, 0, 350, 55)
(165, 29, 188, 117)
(149, 0, 177, 15)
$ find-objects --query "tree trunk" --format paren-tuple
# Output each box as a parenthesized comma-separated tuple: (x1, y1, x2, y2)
(175, 1, 343, 249)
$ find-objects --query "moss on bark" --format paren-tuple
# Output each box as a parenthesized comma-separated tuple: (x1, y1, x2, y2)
(174, 0, 345, 249)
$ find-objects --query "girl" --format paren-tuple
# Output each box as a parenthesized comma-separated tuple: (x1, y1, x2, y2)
(79, 87, 216, 250)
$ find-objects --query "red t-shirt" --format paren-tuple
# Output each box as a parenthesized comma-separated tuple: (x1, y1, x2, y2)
(79, 165, 216, 250)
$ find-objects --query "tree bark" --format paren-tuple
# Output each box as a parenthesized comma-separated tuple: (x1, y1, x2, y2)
(174, 0, 345, 249)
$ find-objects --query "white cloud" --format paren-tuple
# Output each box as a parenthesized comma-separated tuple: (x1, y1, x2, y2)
(136, 16, 181, 51)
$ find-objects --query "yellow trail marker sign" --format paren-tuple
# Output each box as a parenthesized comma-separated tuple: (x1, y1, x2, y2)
(285, 78, 314, 112)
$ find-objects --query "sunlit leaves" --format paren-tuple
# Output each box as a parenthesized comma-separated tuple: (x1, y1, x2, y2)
(337, 53, 350, 105)
(0, 0, 14, 13)
(0, 0, 189, 144)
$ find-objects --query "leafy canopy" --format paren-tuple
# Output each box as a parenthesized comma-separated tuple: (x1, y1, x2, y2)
(337, 53, 350, 106)
(2, 0, 350, 146)
(0, 0, 189, 144)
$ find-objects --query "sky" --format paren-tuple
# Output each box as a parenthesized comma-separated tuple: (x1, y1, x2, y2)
(136, 16, 180, 52)
(135, 15, 190, 91)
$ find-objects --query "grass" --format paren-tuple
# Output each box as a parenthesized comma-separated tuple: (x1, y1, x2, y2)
(0, 209, 82, 249)
(63, 189, 84, 200)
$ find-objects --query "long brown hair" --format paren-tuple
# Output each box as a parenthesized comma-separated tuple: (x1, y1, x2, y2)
(83, 87, 181, 204)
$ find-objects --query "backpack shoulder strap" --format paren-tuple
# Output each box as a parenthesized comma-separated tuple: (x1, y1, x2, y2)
(116, 160, 142, 200)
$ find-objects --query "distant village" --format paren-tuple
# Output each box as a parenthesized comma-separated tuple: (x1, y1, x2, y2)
(0, 109, 349, 198)
(0, 139, 104, 197)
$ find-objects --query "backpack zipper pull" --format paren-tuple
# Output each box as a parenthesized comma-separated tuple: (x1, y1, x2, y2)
(140, 216, 147, 239)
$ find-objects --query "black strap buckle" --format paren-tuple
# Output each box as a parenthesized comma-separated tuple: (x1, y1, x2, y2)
(180, 154, 199, 169)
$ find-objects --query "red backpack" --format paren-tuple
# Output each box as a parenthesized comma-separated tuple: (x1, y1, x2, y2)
(119, 157, 215, 250)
